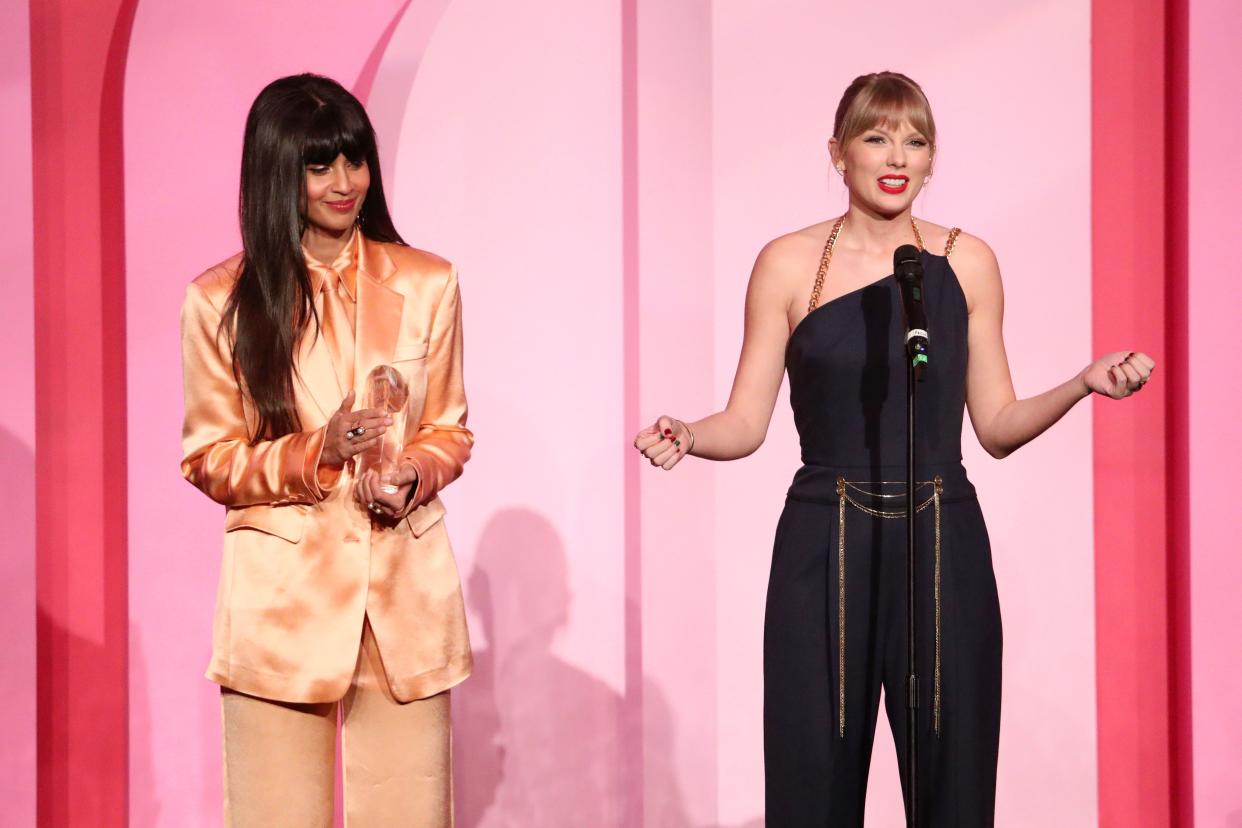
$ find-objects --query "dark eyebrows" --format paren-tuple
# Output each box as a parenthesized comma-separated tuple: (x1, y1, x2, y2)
(864, 125, 927, 142)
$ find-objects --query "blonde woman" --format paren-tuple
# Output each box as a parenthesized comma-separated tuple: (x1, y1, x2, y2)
(634, 72, 1153, 825)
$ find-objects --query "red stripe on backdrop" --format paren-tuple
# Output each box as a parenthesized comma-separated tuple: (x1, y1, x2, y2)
(1092, 0, 1192, 825)
(1163, 0, 1193, 824)
(30, 0, 137, 823)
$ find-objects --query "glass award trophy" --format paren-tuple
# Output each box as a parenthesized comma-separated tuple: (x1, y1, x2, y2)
(358, 365, 409, 494)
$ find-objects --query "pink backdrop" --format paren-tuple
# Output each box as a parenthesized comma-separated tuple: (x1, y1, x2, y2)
(126, 0, 1099, 824)
(377, 2, 630, 822)
(1188, 0, 1242, 824)
(0, 1, 36, 825)
(633, 3, 719, 825)
(2, 0, 1234, 825)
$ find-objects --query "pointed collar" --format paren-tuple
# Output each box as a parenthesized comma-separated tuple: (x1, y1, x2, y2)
(303, 227, 361, 300)
(295, 231, 405, 419)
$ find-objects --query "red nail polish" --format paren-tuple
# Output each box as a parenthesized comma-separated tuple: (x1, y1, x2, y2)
(664, 429, 673, 436)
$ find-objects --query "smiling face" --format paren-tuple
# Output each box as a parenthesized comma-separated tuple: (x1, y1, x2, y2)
(831, 120, 933, 215)
(827, 72, 938, 217)
(302, 153, 370, 237)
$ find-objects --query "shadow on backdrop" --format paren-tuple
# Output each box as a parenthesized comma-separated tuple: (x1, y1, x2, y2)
(454, 507, 624, 826)
(451, 507, 767, 828)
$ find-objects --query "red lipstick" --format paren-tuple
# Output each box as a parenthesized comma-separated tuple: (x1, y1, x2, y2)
(877, 175, 909, 195)
(325, 198, 357, 213)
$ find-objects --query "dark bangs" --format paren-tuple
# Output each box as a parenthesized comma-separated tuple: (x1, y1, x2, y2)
(301, 100, 373, 166)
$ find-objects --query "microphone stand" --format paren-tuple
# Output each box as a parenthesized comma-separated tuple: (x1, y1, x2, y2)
(905, 337, 924, 827)
(896, 245, 928, 827)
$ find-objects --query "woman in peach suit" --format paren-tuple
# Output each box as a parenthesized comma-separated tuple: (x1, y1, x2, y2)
(180, 74, 471, 826)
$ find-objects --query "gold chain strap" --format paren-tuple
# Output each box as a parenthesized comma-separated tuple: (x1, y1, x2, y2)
(808, 217, 844, 314)
(840, 488, 940, 517)
(837, 483, 847, 738)
(842, 479, 934, 498)
(944, 227, 961, 257)
(834, 475, 945, 737)
(807, 216, 926, 314)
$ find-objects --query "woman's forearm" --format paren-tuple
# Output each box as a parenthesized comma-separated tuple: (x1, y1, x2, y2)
(685, 408, 768, 461)
(980, 371, 1090, 459)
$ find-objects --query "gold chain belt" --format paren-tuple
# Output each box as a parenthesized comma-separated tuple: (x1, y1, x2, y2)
(835, 475, 944, 738)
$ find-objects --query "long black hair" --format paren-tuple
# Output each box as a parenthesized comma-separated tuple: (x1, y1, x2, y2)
(222, 73, 405, 441)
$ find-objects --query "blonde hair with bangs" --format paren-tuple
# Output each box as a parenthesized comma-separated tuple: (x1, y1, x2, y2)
(833, 71, 936, 157)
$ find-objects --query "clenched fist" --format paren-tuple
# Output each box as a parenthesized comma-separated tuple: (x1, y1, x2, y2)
(633, 415, 692, 471)
(1080, 351, 1155, 400)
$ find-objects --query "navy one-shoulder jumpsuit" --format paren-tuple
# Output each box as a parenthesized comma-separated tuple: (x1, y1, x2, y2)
(764, 240, 1002, 826)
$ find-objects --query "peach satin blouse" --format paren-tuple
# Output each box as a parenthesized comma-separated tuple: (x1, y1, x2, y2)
(180, 234, 473, 704)
(303, 229, 359, 392)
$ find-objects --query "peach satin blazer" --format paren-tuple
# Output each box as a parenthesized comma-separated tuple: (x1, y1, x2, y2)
(180, 236, 473, 704)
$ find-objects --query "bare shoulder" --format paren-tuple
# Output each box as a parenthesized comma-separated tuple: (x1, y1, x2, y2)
(944, 231, 999, 277)
(911, 216, 995, 266)
(940, 229, 1002, 312)
(752, 221, 833, 295)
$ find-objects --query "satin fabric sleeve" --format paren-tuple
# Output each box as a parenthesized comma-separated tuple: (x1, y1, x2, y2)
(180, 280, 335, 507)
(397, 267, 473, 515)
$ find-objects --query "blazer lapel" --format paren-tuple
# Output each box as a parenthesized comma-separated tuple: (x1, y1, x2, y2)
(296, 301, 346, 423)
(354, 237, 404, 398)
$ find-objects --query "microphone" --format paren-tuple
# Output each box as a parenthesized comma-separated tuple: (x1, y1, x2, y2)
(893, 244, 929, 381)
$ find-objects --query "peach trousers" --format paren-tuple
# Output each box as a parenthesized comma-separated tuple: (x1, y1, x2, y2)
(220, 619, 452, 827)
